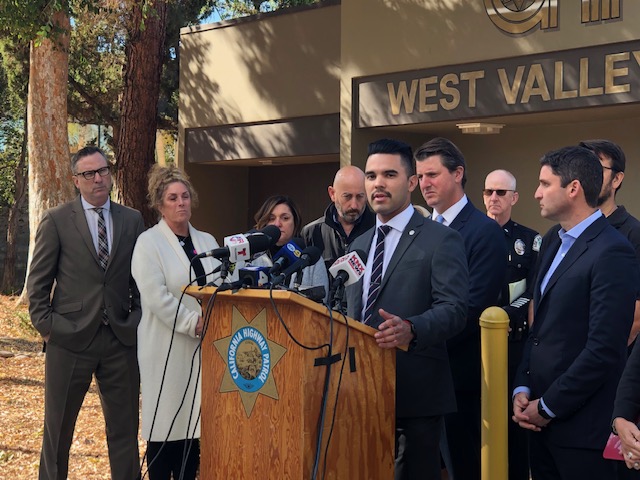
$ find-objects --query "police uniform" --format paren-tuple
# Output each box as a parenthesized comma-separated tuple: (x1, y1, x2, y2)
(501, 219, 541, 342)
(500, 218, 541, 480)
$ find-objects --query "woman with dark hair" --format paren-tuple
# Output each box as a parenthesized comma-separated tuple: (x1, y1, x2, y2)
(252, 194, 329, 296)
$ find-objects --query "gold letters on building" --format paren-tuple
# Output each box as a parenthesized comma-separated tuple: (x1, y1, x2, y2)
(356, 41, 640, 128)
(484, 0, 621, 34)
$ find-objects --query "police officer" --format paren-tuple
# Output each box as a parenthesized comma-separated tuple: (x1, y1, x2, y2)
(484, 168, 541, 480)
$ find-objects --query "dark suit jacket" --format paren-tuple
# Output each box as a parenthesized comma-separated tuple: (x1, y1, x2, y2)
(346, 211, 469, 418)
(446, 200, 507, 391)
(27, 196, 145, 352)
(514, 216, 639, 449)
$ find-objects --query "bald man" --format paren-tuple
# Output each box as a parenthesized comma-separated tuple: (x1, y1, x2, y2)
(302, 165, 375, 271)
(484, 168, 541, 480)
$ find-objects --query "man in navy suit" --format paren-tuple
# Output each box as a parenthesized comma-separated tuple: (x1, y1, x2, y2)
(346, 138, 468, 480)
(512, 145, 639, 479)
(415, 137, 506, 480)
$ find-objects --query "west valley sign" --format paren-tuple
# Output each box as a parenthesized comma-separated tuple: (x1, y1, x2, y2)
(356, 40, 640, 128)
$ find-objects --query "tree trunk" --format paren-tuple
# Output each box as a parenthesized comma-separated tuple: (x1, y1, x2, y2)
(19, 10, 74, 302)
(114, 0, 168, 226)
(2, 104, 29, 294)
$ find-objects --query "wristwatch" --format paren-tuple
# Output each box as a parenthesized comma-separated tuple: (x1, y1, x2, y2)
(537, 399, 552, 420)
(403, 319, 417, 350)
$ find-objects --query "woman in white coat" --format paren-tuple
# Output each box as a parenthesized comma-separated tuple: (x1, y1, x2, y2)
(132, 164, 220, 479)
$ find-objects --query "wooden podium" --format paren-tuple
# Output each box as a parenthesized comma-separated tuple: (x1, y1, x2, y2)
(187, 287, 396, 479)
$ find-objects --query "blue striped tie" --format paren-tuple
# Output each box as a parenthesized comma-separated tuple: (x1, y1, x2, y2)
(363, 225, 391, 325)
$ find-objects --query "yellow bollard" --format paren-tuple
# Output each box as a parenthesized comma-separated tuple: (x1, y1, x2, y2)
(480, 306, 510, 480)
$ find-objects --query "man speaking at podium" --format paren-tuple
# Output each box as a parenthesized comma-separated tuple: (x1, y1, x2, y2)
(345, 138, 468, 480)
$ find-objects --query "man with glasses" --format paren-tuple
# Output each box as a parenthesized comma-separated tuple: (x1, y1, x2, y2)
(483, 169, 541, 480)
(580, 140, 640, 348)
(415, 137, 506, 480)
(27, 146, 144, 479)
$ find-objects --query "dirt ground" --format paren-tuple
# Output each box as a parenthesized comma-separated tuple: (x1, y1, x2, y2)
(0, 295, 146, 479)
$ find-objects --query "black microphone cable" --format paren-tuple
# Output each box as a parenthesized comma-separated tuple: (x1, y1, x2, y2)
(320, 309, 351, 480)
(139, 268, 218, 479)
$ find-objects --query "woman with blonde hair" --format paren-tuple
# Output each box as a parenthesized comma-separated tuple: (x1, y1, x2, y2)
(132, 164, 221, 479)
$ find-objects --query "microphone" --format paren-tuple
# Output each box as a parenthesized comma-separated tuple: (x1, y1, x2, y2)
(196, 226, 279, 261)
(272, 246, 322, 286)
(328, 250, 367, 289)
(249, 225, 281, 245)
(218, 266, 271, 292)
(269, 238, 304, 276)
(239, 266, 271, 287)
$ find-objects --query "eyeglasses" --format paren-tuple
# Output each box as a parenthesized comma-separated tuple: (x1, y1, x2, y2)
(74, 166, 111, 180)
(482, 189, 514, 197)
(601, 165, 617, 172)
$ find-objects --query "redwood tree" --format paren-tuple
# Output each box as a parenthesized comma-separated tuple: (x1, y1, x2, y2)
(115, 0, 169, 226)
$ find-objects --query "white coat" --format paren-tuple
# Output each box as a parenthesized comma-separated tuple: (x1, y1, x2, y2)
(132, 219, 220, 441)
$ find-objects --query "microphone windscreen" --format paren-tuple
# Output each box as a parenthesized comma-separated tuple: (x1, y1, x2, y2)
(259, 225, 281, 246)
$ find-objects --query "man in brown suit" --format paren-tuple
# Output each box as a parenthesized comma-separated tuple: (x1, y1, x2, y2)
(27, 146, 145, 479)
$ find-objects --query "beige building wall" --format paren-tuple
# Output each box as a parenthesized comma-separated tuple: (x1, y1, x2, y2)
(179, 2, 341, 239)
(180, 0, 640, 240)
(341, 0, 640, 234)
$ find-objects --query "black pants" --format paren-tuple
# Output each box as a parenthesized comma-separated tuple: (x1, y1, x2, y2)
(529, 432, 615, 480)
(395, 416, 443, 480)
(146, 439, 200, 480)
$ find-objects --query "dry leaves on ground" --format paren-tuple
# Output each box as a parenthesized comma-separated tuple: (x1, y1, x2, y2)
(0, 295, 146, 480)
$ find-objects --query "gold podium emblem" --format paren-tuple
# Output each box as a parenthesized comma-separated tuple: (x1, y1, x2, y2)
(213, 306, 287, 417)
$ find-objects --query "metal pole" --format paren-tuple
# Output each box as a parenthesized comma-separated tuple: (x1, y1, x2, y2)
(480, 306, 510, 480)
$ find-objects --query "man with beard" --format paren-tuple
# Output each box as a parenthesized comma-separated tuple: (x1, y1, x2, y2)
(580, 140, 640, 480)
(303, 165, 375, 271)
(579, 140, 640, 349)
(345, 138, 468, 480)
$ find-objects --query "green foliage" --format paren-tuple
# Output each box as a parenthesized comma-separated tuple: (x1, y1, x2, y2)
(68, 4, 125, 133)
(211, 0, 319, 19)
(0, 39, 28, 207)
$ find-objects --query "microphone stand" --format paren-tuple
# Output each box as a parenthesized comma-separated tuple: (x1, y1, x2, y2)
(330, 279, 347, 315)
(292, 268, 304, 289)
(217, 258, 231, 284)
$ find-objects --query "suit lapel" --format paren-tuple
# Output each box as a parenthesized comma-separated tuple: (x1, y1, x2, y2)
(108, 203, 124, 271)
(448, 200, 473, 232)
(379, 211, 422, 292)
(537, 217, 608, 307)
(71, 197, 101, 268)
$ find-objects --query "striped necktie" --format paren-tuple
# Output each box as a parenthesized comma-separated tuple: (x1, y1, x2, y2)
(94, 208, 109, 270)
(363, 225, 391, 325)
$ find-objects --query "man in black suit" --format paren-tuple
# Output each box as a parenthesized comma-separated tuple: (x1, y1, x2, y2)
(512, 145, 639, 479)
(415, 137, 506, 480)
(345, 138, 468, 480)
(580, 139, 640, 349)
(27, 146, 144, 479)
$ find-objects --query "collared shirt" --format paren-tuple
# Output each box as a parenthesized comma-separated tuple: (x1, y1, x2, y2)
(540, 209, 602, 294)
(514, 208, 603, 417)
(361, 204, 415, 319)
(81, 196, 113, 255)
(431, 194, 468, 226)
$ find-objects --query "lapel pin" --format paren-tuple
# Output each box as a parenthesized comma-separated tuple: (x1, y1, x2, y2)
(409, 230, 415, 236)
